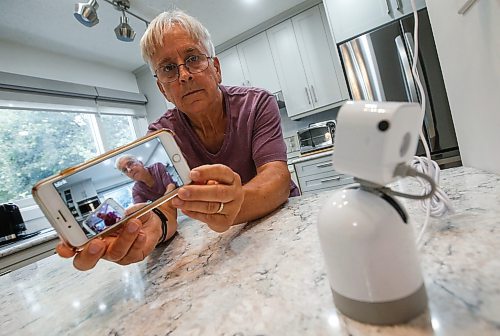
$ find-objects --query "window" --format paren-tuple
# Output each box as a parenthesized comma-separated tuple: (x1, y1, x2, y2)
(99, 114, 136, 151)
(101, 182, 135, 209)
(0, 109, 141, 204)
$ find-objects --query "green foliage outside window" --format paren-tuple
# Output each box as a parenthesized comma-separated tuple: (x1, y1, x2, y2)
(0, 109, 136, 203)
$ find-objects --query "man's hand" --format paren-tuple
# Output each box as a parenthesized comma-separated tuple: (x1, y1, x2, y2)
(158, 183, 179, 242)
(56, 203, 163, 271)
(171, 164, 244, 233)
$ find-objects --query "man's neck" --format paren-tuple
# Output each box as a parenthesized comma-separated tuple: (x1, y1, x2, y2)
(186, 87, 226, 153)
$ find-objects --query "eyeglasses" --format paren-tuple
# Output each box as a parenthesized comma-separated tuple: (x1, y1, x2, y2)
(154, 54, 212, 83)
(119, 160, 137, 174)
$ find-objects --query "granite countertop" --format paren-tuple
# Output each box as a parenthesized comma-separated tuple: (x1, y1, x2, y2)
(1, 166, 499, 335)
(0, 228, 58, 258)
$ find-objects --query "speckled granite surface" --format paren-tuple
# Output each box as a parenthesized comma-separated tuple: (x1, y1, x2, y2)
(0, 166, 499, 336)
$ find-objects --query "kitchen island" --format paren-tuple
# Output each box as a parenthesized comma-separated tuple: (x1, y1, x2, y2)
(1, 166, 499, 335)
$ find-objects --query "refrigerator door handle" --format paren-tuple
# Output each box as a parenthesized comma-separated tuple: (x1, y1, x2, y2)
(340, 43, 371, 100)
(395, 36, 419, 103)
(403, 32, 437, 148)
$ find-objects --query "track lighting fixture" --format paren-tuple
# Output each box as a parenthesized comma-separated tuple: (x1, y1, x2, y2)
(115, 11, 136, 42)
(73, 0, 149, 42)
(74, 0, 99, 27)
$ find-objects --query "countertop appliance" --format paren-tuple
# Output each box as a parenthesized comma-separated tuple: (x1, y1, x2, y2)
(297, 120, 336, 155)
(338, 8, 461, 168)
(0, 203, 26, 244)
(76, 196, 101, 222)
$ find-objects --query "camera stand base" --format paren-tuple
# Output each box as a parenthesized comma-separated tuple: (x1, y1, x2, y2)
(331, 284, 428, 325)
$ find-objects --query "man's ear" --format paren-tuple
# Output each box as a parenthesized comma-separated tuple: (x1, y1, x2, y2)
(212, 57, 222, 84)
(156, 80, 173, 103)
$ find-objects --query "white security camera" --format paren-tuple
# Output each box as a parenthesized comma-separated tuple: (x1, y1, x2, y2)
(333, 101, 422, 186)
(317, 101, 428, 325)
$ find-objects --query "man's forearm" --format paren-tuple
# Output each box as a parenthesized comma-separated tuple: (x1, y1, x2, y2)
(233, 161, 291, 224)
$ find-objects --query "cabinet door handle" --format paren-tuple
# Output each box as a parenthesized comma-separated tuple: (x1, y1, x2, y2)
(385, 0, 391, 14)
(310, 85, 318, 103)
(316, 162, 333, 168)
(396, 0, 403, 12)
(305, 87, 312, 105)
(321, 176, 341, 183)
(458, 0, 479, 14)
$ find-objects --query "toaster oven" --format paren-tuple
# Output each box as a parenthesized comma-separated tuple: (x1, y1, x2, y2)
(297, 120, 336, 155)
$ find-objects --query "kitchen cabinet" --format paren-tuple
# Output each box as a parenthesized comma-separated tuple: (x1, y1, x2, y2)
(294, 154, 353, 194)
(70, 179, 97, 202)
(218, 33, 281, 94)
(237, 32, 281, 94)
(288, 164, 301, 194)
(267, 5, 347, 119)
(0, 237, 58, 275)
(323, 0, 426, 43)
(217, 46, 246, 87)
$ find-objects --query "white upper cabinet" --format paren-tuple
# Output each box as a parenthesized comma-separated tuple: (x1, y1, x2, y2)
(292, 6, 344, 111)
(217, 46, 246, 87)
(237, 32, 281, 94)
(324, 0, 426, 43)
(268, 5, 347, 119)
(217, 33, 281, 94)
(267, 20, 311, 118)
(71, 179, 97, 202)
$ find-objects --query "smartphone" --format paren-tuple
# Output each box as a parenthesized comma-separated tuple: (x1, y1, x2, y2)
(32, 129, 191, 248)
(82, 198, 126, 235)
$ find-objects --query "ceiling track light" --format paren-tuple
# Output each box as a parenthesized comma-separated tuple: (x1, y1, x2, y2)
(73, 0, 149, 42)
(115, 11, 136, 42)
(74, 0, 99, 27)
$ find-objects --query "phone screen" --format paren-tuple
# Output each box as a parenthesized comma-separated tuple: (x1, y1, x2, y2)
(83, 199, 126, 235)
(51, 136, 185, 239)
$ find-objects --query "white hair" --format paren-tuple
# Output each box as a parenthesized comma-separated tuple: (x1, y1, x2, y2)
(114, 154, 138, 170)
(140, 9, 215, 68)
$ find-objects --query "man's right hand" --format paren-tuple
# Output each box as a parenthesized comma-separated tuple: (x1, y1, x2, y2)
(56, 205, 164, 271)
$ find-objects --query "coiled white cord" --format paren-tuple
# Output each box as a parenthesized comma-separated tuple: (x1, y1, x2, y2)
(410, 156, 453, 217)
(409, 0, 454, 247)
(410, 156, 454, 247)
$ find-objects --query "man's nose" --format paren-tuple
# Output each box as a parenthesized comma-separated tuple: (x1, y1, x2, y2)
(178, 64, 193, 82)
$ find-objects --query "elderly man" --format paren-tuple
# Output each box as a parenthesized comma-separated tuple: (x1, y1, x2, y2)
(115, 154, 177, 203)
(57, 9, 298, 270)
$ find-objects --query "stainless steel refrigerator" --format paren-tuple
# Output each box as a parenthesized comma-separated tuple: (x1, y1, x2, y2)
(338, 8, 461, 168)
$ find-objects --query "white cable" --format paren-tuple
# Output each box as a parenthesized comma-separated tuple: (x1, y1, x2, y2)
(410, 156, 453, 217)
(409, 0, 453, 247)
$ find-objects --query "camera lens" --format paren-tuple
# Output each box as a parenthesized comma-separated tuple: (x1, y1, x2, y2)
(378, 120, 390, 131)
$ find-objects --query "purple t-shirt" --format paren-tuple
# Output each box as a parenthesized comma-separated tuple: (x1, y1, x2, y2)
(148, 85, 299, 197)
(132, 162, 176, 203)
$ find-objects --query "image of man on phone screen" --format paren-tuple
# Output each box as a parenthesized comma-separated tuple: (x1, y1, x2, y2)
(115, 154, 178, 203)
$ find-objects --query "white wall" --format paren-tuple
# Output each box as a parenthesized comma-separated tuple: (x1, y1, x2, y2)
(426, 1, 500, 174)
(134, 65, 173, 123)
(0, 39, 140, 92)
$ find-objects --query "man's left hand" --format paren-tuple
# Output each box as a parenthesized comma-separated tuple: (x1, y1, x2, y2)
(171, 164, 244, 232)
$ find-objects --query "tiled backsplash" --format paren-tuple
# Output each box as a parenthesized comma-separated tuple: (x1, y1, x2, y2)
(284, 135, 299, 154)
